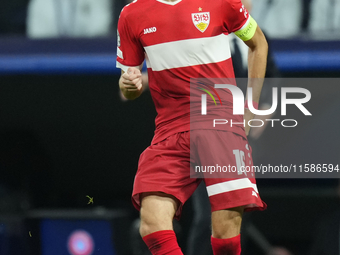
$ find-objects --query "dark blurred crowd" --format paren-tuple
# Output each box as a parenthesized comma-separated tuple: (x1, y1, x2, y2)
(0, 0, 28, 35)
(0, 0, 339, 38)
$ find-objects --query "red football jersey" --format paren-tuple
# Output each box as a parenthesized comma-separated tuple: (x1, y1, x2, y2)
(117, 0, 252, 144)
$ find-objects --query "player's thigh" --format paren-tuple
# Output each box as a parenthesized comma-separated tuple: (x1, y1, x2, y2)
(134, 131, 199, 220)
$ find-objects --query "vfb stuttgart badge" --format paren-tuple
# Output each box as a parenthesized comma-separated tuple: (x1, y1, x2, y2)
(192, 12, 210, 33)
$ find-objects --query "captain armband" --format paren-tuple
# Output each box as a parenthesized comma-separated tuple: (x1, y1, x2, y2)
(234, 16, 258, 42)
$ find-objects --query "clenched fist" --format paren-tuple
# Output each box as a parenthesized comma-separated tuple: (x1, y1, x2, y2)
(119, 67, 143, 100)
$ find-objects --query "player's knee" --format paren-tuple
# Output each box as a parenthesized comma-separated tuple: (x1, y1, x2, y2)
(211, 206, 244, 239)
(139, 210, 173, 237)
(139, 218, 154, 237)
(139, 205, 159, 237)
(212, 218, 242, 239)
(139, 193, 178, 237)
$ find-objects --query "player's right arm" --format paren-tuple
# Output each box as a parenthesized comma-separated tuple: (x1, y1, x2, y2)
(119, 68, 143, 100)
(116, 5, 145, 100)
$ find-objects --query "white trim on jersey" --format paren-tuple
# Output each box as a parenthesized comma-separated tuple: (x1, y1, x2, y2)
(117, 47, 123, 59)
(235, 15, 251, 33)
(145, 53, 151, 69)
(144, 34, 231, 71)
(206, 178, 259, 197)
(116, 61, 143, 73)
(156, 0, 182, 6)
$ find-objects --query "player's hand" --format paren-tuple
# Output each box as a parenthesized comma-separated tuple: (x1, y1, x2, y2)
(121, 67, 143, 92)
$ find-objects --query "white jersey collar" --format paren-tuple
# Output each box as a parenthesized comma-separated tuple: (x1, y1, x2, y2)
(156, 0, 182, 6)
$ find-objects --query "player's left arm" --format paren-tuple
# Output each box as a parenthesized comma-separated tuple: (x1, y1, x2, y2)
(241, 25, 268, 135)
(244, 25, 268, 101)
(223, 0, 268, 135)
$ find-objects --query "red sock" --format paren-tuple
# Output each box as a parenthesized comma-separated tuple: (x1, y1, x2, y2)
(211, 234, 241, 255)
(142, 230, 183, 255)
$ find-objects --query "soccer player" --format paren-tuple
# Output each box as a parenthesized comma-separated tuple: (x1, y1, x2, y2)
(117, 0, 268, 254)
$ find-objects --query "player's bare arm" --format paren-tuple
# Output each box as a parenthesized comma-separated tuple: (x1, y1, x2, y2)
(119, 67, 143, 100)
(243, 25, 268, 135)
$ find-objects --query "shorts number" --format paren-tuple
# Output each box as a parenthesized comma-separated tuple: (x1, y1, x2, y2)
(233, 149, 246, 176)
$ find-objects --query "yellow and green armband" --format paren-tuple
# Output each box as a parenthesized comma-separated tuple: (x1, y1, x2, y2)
(234, 16, 258, 41)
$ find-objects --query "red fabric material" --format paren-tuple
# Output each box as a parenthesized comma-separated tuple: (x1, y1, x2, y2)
(142, 230, 183, 255)
(211, 234, 241, 255)
(132, 131, 267, 220)
(117, 0, 250, 145)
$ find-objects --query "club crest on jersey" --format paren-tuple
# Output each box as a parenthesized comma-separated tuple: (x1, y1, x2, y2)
(191, 12, 210, 33)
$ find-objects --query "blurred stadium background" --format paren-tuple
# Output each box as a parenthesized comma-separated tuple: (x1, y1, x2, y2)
(0, 0, 339, 254)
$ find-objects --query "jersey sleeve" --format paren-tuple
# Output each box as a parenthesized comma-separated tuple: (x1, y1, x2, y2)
(116, 7, 144, 72)
(222, 0, 257, 41)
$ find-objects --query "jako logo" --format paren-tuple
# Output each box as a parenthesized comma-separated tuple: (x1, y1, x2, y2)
(144, 27, 157, 34)
(201, 84, 312, 116)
